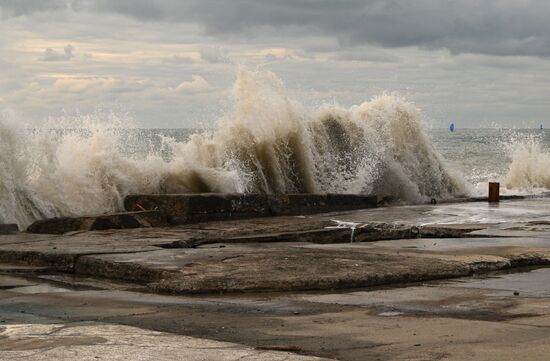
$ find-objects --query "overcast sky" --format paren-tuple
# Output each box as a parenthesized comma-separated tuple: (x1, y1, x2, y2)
(1, 0, 550, 128)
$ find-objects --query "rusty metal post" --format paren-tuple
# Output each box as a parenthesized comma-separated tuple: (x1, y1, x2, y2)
(488, 182, 500, 202)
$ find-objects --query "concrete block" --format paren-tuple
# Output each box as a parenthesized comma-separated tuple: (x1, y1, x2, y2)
(125, 193, 271, 224)
(27, 211, 167, 234)
(125, 193, 378, 224)
(269, 194, 378, 215)
(0, 224, 19, 235)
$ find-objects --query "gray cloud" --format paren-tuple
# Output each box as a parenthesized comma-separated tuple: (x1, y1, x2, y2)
(5, 1, 550, 57)
(200, 46, 230, 63)
(161, 55, 195, 64)
(86, 0, 164, 21)
(0, 0, 67, 17)
(335, 49, 402, 63)
(42, 44, 74, 61)
(2, 0, 550, 128)
(62, 0, 550, 57)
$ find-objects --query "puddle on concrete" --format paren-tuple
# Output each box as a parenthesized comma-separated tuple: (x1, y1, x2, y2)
(378, 237, 550, 251)
(303, 236, 550, 252)
(446, 267, 550, 297)
(378, 311, 403, 317)
(426, 200, 550, 224)
(294, 267, 550, 321)
(9, 284, 71, 294)
(300, 267, 550, 307)
(0, 276, 37, 289)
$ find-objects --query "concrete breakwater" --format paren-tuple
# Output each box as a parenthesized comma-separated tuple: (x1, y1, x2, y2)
(27, 193, 378, 234)
(124, 193, 378, 223)
(23, 191, 538, 235)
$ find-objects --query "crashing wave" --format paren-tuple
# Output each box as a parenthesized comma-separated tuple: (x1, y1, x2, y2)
(0, 69, 467, 226)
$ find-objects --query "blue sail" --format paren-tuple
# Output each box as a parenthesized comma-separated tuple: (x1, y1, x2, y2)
(449, 122, 455, 132)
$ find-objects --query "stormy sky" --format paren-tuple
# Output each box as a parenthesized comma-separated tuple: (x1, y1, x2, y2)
(1, 0, 550, 128)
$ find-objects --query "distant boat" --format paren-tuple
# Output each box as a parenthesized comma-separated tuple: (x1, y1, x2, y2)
(449, 123, 455, 132)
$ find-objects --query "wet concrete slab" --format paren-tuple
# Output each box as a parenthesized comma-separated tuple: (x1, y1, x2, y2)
(302, 236, 550, 251)
(291, 267, 550, 326)
(334, 198, 550, 225)
(0, 323, 333, 360)
(0, 275, 37, 289)
(3, 198, 550, 295)
(446, 267, 550, 297)
(75, 244, 473, 292)
(2, 267, 550, 360)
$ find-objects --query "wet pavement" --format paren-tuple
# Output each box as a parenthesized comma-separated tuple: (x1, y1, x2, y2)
(2, 197, 550, 359)
(1, 266, 550, 360)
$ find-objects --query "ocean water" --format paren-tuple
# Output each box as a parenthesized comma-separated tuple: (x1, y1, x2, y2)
(1, 69, 550, 227)
(432, 128, 550, 193)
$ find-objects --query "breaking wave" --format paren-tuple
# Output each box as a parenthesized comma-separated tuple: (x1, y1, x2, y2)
(0, 69, 467, 226)
(504, 137, 550, 191)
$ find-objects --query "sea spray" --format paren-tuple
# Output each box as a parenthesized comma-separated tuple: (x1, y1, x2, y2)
(0, 69, 467, 226)
(504, 136, 550, 191)
(167, 69, 467, 199)
(0, 113, 167, 226)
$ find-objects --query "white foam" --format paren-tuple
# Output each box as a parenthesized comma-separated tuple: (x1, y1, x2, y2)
(504, 137, 550, 191)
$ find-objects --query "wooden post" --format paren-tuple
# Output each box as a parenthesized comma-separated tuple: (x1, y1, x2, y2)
(488, 182, 500, 202)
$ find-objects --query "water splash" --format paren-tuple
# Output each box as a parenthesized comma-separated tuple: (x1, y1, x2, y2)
(504, 136, 550, 191)
(0, 69, 468, 226)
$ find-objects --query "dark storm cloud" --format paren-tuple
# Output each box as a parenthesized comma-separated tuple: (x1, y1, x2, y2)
(4, 1, 550, 57)
(62, 0, 550, 57)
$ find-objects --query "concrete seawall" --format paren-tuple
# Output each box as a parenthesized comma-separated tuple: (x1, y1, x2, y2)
(27, 211, 168, 234)
(124, 193, 378, 224)
(24, 193, 377, 234)
(25, 193, 541, 235)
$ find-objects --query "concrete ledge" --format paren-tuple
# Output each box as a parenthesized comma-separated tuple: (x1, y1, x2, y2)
(149, 248, 550, 294)
(126, 193, 271, 224)
(124, 193, 378, 224)
(159, 228, 355, 248)
(157, 224, 490, 249)
(0, 324, 334, 361)
(268, 194, 378, 216)
(440, 195, 530, 204)
(27, 211, 168, 234)
(0, 224, 19, 235)
(0, 250, 76, 271)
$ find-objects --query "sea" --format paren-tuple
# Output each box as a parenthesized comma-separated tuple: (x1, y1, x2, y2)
(2, 69, 550, 226)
